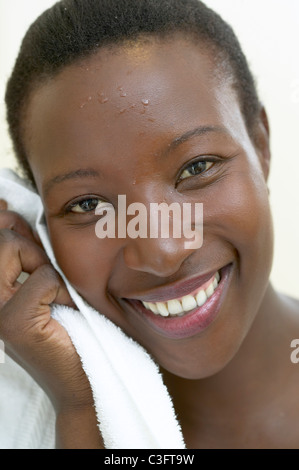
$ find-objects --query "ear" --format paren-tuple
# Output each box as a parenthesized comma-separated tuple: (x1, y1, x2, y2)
(254, 106, 271, 181)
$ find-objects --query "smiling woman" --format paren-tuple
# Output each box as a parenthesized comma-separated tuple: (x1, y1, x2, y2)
(0, 0, 299, 450)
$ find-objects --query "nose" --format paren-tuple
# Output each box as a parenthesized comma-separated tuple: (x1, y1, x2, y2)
(123, 235, 194, 278)
(117, 192, 203, 277)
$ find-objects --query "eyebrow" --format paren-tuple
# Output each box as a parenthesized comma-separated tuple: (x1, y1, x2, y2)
(167, 125, 229, 153)
(43, 168, 100, 197)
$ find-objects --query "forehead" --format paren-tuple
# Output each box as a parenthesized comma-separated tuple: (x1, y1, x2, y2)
(28, 37, 225, 115)
(24, 38, 247, 185)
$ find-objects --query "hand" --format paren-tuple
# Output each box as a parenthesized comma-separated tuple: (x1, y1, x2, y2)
(0, 201, 103, 447)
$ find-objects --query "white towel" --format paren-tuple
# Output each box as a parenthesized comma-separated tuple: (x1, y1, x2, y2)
(0, 168, 185, 449)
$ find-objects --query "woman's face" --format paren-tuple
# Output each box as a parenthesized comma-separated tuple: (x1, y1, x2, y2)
(25, 38, 273, 379)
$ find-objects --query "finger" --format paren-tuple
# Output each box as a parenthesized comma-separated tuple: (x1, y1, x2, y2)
(0, 228, 49, 275)
(19, 264, 76, 310)
(53, 274, 76, 309)
(17, 265, 71, 320)
(0, 229, 50, 306)
(0, 200, 8, 210)
(1, 264, 74, 339)
(0, 210, 37, 244)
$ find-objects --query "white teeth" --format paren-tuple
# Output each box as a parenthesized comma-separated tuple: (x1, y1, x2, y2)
(205, 282, 215, 298)
(181, 295, 197, 312)
(156, 302, 169, 317)
(167, 299, 184, 315)
(195, 289, 207, 307)
(141, 271, 220, 317)
(147, 302, 159, 314)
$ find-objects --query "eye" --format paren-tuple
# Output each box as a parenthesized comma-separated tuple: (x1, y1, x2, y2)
(178, 160, 214, 182)
(68, 197, 104, 214)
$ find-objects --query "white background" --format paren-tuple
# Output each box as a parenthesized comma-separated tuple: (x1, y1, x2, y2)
(0, 0, 298, 299)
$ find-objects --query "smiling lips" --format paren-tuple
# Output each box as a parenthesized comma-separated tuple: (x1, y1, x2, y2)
(142, 272, 220, 317)
(125, 265, 230, 339)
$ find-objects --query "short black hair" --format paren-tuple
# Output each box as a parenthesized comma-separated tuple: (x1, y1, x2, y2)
(5, 0, 261, 184)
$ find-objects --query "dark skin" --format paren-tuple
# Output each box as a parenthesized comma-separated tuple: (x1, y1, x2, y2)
(0, 37, 299, 448)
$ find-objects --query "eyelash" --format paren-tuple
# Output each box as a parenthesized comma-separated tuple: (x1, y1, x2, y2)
(63, 157, 219, 215)
(177, 156, 218, 184)
(64, 197, 106, 215)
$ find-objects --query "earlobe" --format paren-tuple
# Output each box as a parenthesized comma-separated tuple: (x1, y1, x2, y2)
(255, 106, 271, 181)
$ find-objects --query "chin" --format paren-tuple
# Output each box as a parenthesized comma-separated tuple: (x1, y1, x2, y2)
(155, 339, 241, 381)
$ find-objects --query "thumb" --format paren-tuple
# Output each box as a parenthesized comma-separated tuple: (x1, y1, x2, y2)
(1, 264, 75, 338)
(2, 264, 71, 327)
(23, 264, 77, 310)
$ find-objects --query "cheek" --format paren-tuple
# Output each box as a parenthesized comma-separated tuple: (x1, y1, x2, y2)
(48, 223, 115, 307)
(204, 163, 274, 339)
(206, 162, 273, 269)
(228, 171, 273, 268)
(211, 163, 274, 323)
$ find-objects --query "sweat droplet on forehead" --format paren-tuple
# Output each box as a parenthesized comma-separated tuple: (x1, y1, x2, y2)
(79, 95, 92, 108)
(117, 86, 127, 97)
(98, 92, 109, 104)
